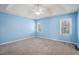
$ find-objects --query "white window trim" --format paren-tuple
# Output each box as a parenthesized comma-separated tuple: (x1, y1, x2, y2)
(60, 18, 72, 36)
(37, 23, 43, 32)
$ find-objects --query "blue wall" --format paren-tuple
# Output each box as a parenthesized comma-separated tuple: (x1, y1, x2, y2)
(36, 12, 78, 44)
(77, 12, 79, 47)
(0, 12, 35, 44)
(0, 12, 78, 45)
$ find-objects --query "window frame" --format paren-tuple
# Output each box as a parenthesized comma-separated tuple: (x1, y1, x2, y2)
(60, 18, 72, 36)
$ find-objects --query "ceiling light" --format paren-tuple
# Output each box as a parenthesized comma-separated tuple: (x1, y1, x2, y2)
(32, 4, 45, 16)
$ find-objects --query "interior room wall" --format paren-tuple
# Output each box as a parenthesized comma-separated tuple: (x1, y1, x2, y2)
(77, 11, 79, 47)
(0, 11, 78, 45)
(0, 12, 35, 44)
(36, 12, 78, 44)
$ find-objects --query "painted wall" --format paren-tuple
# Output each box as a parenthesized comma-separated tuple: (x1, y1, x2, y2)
(0, 12, 35, 44)
(0, 12, 78, 45)
(36, 12, 78, 44)
(78, 11, 79, 46)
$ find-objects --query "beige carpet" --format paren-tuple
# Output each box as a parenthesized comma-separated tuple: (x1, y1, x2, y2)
(0, 37, 79, 55)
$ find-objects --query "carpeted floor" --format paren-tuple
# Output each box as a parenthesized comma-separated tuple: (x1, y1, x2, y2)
(0, 37, 79, 55)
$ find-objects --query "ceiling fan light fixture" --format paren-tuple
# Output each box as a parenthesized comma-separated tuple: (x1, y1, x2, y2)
(32, 5, 46, 16)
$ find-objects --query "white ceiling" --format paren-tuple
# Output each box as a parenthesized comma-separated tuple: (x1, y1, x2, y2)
(0, 4, 8, 12)
(0, 4, 79, 19)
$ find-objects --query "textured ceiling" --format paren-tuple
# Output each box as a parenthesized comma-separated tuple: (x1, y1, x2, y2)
(0, 4, 8, 12)
(0, 4, 79, 19)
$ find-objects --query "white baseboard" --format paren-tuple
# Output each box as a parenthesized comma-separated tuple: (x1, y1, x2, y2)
(0, 36, 35, 45)
(0, 36, 78, 46)
(36, 36, 78, 45)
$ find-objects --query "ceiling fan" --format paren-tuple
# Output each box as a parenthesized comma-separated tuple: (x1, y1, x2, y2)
(32, 4, 46, 16)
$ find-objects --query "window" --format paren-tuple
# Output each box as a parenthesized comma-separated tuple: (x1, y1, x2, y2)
(60, 18, 72, 35)
(37, 23, 43, 32)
